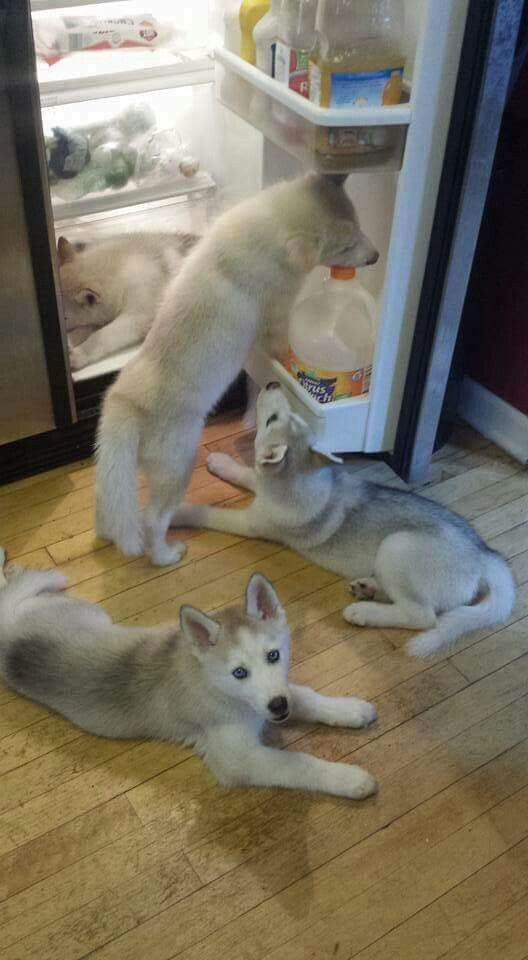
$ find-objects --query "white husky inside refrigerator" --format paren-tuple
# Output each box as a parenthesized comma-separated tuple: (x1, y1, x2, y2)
(31, 0, 471, 461)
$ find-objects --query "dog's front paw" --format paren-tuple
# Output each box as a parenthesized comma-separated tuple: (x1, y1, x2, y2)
(349, 577, 378, 601)
(68, 345, 90, 371)
(329, 763, 378, 800)
(343, 601, 373, 626)
(345, 698, 377, 728)
(149, 540, 187, 567)
(327, 696, 377, 728)
(206, 452, 237, 481)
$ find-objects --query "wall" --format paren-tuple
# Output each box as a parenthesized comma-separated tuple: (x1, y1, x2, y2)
(462, 56, 528, 416)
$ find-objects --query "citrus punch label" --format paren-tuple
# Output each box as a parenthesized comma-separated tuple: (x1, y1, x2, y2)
(285, 348, 371, 404)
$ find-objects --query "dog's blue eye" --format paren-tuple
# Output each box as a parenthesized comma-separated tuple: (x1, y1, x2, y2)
(232, 666, 248, 680)
(267, 649, 280, 663)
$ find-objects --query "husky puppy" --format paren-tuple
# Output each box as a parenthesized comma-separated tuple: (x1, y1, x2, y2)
(58, 231, 198, 369)
(0, 551, 377, 799)
(171, 384, 515, 658)
(95, 174, 378, 565)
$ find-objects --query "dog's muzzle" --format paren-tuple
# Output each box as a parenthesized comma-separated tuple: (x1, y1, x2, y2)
(268, 695, 289, 722)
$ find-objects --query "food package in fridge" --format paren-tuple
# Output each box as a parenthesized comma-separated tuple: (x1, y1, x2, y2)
(34, 14, 182, 66)
(135, 128, 199, 182)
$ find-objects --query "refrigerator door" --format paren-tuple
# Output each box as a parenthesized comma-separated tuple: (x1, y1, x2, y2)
(392, 0, 525, 482)
(0, 3, 75, 446)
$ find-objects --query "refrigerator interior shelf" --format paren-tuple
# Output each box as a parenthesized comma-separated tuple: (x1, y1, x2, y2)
(51, 169, 216, 221)
(31, 0, 112, 9)
(246, 347, 370, 452)
(215, 48, 410, 173)
(38, 48, 214, 107)
(71, 344, 139, 383)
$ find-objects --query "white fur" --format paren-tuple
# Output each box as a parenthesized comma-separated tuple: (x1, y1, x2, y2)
(58, 232, 197, 370)
(0, 556, 377, 800)
(95, 174, 378, 564)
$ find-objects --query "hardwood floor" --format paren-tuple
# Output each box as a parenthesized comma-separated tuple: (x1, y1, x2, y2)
(1, 415, 528, 960)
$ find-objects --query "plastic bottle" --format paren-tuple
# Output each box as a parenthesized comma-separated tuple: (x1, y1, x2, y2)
(253, 0, 281, 75)
(240, 0, 270, 64)
(284, 266, 377, 403)
(274, 0, 318, 97)
(310, 0, 405, 109)
(309, 0, 405, 159)
(216, 0, 246, 113)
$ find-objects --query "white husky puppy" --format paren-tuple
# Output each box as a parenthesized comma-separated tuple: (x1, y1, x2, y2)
(171, 384, 515, 657)
(58, 231, 198, 370)
(0, 551, 377, 799)
(95, 173, 378, 565)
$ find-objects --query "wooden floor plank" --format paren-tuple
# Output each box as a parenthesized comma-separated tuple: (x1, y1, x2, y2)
(351, 839, 528, 960)
(0, 417, 527, 960)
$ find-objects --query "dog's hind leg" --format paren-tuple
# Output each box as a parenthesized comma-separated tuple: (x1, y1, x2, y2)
(144, 473, 190, 566)
(206, 453, 256, 492)
(143, 422, 202, 566)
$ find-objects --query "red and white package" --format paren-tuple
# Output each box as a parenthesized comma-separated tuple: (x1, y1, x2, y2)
(35, 15, 175, 66)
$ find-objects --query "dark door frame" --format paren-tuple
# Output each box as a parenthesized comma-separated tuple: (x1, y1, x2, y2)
(391, 0, 525, 482)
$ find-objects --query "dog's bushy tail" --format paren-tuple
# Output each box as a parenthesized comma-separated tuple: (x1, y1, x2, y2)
(95, 395, 143, 556)
(408, 550, 515, 657)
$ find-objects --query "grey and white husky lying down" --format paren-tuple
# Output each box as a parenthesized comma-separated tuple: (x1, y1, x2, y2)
(172, 384, 515, 657)
(0, 550, 376, 799)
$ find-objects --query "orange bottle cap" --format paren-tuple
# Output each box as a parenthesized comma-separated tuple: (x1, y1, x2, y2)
(331, 266, 356, 280)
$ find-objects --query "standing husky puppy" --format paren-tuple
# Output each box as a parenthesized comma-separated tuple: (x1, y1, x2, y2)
(95, 174, 378, 565)
(0, 551, 377, 799)
(171, 385, 515, 657)
(58, 231, 198, 370)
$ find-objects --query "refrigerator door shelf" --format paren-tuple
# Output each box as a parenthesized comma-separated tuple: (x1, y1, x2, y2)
(246, 348, 370, 452)
(38, 48, 214, 107)
(51, 169, 216, 221)
(215, 48, 410, 174)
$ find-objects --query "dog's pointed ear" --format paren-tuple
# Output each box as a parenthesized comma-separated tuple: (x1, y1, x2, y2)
(180, 605, 220, 649)
(256, 443, 288, 467)
(246, 573, 283, 621)
(285, 234, 320, 272)
(309, 443, 344, 465)
(57, 236, 76, 265)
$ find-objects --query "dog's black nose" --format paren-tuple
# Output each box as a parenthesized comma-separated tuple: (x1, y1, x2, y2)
(268, 695, 288, 717)
(266, 381, 281, 391)
(366, 251, 379, 265)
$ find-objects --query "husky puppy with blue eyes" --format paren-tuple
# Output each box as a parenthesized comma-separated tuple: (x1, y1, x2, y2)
(0, 550, 376, 799)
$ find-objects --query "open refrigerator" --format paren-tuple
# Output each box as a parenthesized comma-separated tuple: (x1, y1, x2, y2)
(0, 0, 522, 482)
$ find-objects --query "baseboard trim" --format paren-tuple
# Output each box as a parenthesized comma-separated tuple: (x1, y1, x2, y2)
(459, 376, 528, 465)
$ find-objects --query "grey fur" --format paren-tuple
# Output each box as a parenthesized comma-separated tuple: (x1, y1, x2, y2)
(0, 553, 377, 799)
(172, 386, 516, 657)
